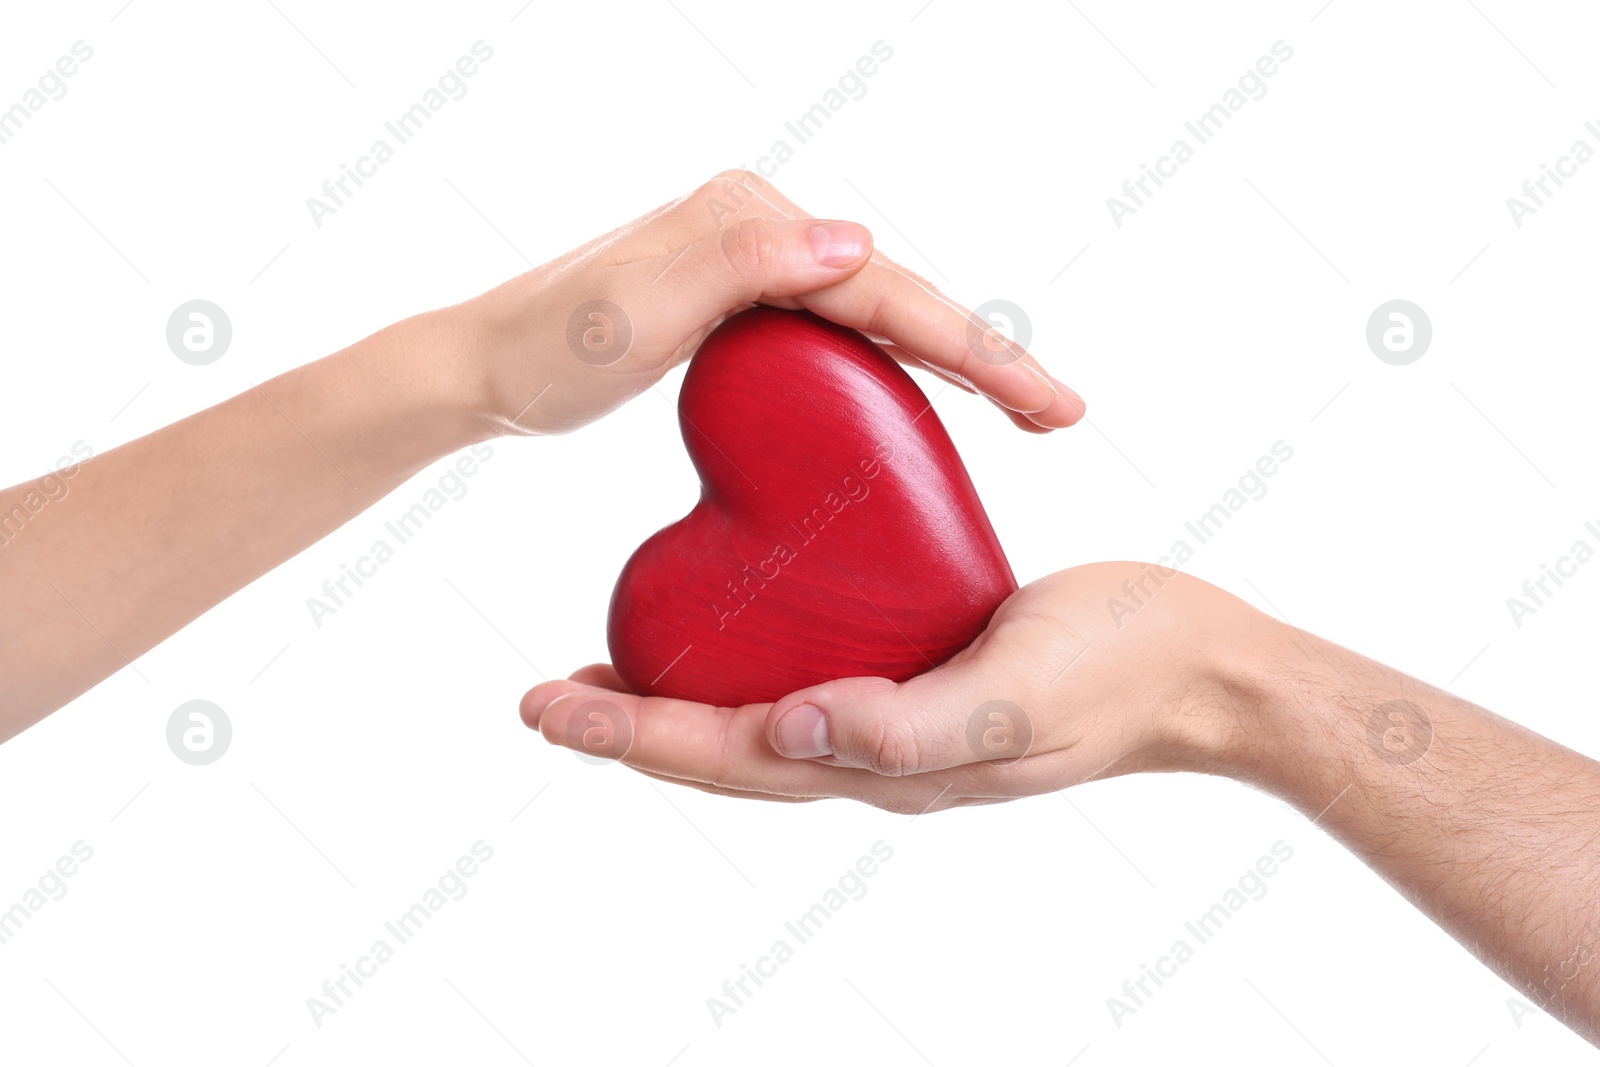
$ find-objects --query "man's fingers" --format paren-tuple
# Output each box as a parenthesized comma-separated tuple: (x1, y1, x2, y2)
(631, 768, 816, 805)
(520, 680, 873, 797)
(567, 662, 633, 693)
(521, 678, 1017, 811)
(518, 677, 1054, 813)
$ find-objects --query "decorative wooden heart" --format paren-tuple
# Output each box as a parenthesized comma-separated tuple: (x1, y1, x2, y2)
(607, 308, 1017, 706)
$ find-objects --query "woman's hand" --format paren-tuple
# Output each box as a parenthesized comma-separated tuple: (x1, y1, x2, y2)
(448, 170, 1085, 437)
(518, 564, 1280, 813)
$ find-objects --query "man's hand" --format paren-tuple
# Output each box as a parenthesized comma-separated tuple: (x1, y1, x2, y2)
(519, 564, 1270, 810)
(521, 562, 1600, 1044)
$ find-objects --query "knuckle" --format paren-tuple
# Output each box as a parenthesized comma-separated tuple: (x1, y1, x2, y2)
(697, 169, 771, 215)
(858, 286, 893, 341)
(701, 705, 752, 792)
(859, 715, 927, 778)
(693, 175, 730, 206)
(709, 167, 763, 190)
(721, 217, 782, 279)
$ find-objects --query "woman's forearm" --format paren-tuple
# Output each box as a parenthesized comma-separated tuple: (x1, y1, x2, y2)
(0, 308, 488, 739)
(1239, 624, 1600, 1039)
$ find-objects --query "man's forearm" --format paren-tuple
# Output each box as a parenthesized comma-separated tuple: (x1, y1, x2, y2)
(0, 308, 487, 739)
(1233, 623, 1600, 1038)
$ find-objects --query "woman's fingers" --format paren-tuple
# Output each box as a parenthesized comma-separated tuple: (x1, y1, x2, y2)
(876, 345, 1059, 432)
(877, 343, 979, 395)
(608, 172, 1085, 431)
(990, 394, 1058, 433)
(795, 257, 1085, 426)
(610, 171, 813, 261)
(622, 217, 875, 346)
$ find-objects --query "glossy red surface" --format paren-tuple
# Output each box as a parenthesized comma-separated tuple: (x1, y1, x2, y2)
(607, 308, 1017, 706)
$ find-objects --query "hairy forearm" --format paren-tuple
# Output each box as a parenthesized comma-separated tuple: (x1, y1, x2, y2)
(0, 308, 488, 738)
(1232, 623, 1600, 1040)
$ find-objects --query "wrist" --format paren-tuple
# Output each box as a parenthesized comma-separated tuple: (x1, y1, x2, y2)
(399, 300, 507, 448)
(327, 308, 500, 487)
(1132, 585, 1322, 788)
(1190, 610, 1360, 805)
(444, 274, 593, 437)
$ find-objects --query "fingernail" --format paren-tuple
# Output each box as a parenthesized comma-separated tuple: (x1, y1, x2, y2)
(809, 222, 869, 267)
(775, 703, 832, 758)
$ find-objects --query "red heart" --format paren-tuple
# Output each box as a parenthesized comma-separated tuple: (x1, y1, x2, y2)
(607, 308, 1017, 706)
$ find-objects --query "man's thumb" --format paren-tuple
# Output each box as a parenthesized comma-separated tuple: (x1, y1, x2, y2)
(764, 668, 1035, 777)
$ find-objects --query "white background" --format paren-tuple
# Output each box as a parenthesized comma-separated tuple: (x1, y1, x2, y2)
(2, 0, 1598, 1063)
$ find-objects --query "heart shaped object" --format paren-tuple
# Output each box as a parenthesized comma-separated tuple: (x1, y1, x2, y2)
(607, 308, 1017, 706)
